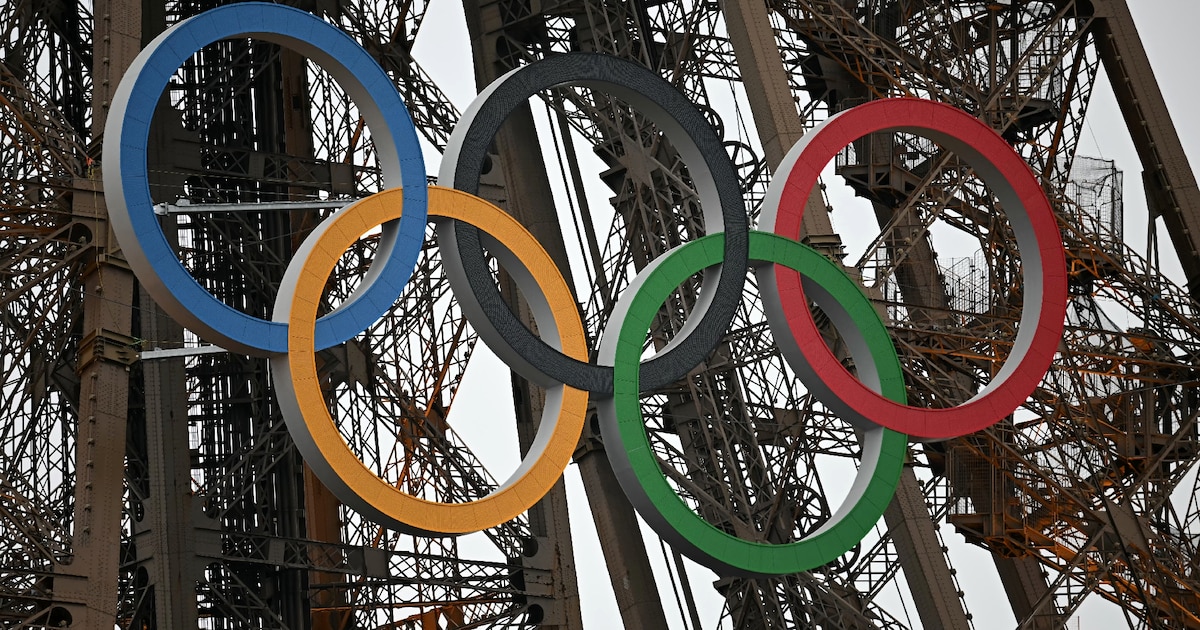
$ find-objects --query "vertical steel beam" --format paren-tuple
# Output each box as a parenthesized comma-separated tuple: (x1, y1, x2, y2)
(279, 40, 352, 630)
(883, 467, 972, 630)
(475, 1, 678, 624)
(53, 1, 142, 625)
(461, 1, 586, 626)
(121, 7, 203, 626)
(719, 0, 841, 247)
(994, 554, 1067, 630)
(138, 294, 202, 629)
(720, 2, 970, 627)
(1090, 0, 1200, 298)
(574, 420, 672, 629)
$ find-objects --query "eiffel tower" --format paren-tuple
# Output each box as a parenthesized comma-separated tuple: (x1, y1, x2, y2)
(1, 0, 1198, 627)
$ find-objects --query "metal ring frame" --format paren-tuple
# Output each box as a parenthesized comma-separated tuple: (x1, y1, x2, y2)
(105, 3, 1067, 577)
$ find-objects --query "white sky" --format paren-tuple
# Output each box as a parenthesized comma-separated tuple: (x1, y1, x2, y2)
(408, 2, 1200, 628)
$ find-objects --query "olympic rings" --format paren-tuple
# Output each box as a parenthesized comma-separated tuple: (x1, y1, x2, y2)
(597, 231, 908, 577)
(438, 53, 749, 395)
(105, 3, 1068, 578)
(103, 3, 428, 355)
(758, 99, 1068, 441)
(272, 186, 589, 535)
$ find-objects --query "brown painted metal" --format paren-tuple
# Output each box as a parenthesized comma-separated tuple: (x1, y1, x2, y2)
(1092, 0, 1200, 298)
(51, 1, 141, 626)
(4, 0, 1200, 627)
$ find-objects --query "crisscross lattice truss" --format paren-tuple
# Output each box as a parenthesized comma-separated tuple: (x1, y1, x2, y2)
(1, 0, 1198, 628)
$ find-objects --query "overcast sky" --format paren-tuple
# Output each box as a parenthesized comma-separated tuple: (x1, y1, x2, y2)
(408, 2, 1200, 628)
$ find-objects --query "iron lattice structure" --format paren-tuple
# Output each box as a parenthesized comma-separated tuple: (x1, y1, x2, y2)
(2, 0, 1199, 628)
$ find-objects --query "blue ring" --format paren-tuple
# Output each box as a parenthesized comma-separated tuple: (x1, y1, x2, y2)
(104, 2, 426, 354)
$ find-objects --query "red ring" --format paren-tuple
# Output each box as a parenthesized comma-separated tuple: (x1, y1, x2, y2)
(764, 98, 1067, 440)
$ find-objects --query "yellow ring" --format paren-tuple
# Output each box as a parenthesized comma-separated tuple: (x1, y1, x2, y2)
(271, 185, 588, 535)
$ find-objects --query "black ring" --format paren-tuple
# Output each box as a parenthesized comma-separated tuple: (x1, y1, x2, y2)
(437, 53, 749, 396)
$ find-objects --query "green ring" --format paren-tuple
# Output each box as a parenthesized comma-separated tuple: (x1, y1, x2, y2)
(598, 231, 908, 577)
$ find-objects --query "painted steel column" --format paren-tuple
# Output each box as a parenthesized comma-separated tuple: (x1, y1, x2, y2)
(461, 1, 585, 626)
(994, 555, 1067, 630)
(574, 419, 672, 628)
(138, 292, 202, 629)
(720, 2, 971, 628)
(1091, 0, 1200, 298)
(53, 0, 141, 625)
(279, 40, 352, 630)
(719, 0, 839, 247)
(884, 467, 973, 630)
(120, 5, 203, 625)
